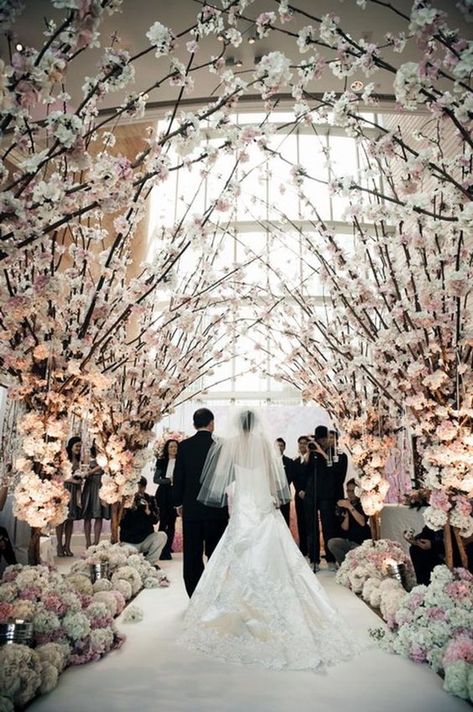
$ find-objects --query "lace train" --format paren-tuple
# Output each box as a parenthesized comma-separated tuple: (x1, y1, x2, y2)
(179, 487, 365, 671)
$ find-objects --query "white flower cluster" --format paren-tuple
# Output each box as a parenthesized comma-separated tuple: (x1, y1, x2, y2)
(254, 51, 292, 100)
(146, 21, 175, 57)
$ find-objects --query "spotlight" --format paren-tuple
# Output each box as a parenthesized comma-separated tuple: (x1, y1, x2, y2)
(351, 80, 364, 92)
(248, 36, 256, 44)
(15, 42, 24, 52)
(217, 34, 224, 42)
(235, 59, 243, 68)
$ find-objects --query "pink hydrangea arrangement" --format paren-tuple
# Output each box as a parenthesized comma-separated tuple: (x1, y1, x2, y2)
(0, 561, 127, 706)
(371, 566, 473, 702)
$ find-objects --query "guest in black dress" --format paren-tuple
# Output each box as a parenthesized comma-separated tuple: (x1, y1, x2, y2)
(154, 439, 179, 560)
(56, 436, 83, 557)
(82, 443, 111, 550)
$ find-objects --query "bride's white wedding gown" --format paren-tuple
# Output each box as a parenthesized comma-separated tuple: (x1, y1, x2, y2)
(179, 462, 362, 671)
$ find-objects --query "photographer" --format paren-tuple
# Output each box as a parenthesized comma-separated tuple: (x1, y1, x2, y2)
(120, 477, 167, 568)
(327, 479, 371, 565)
(302, 426, 342, 570)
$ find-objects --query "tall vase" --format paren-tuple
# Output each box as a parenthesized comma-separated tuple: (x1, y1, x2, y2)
(453, 526, 469, 569)
(28, 528, 41, 565)
(411, 435, 425, 489)
(444, 522, 453, 569)
(370, 511, 381, 541)
(110, 499, 124, 544)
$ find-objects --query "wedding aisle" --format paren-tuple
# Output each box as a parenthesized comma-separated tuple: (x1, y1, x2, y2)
(29, 556, 468, 712)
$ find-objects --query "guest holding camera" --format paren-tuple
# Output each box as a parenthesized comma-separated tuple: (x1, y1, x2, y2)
(154, 439, 179, 560)
(327, 479, 371, 565)
(303, 426, 343, 570)
(120, 477, 167, 567)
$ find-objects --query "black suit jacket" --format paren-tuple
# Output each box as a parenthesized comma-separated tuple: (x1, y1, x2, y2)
(172, 431, 228, 522)
(281, 455, 294, 487)
(305, 451, 344, 502)
(292, 456, 309, 493)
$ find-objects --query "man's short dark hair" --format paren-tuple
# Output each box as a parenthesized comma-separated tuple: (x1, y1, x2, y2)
(276, 437, 286, 447)
(139, 476, 147, 487)
(297, 435, 309, 443)
(346, 478, 356, 488)
(193, 407, 214, 429)
(314, 425, 328, 439)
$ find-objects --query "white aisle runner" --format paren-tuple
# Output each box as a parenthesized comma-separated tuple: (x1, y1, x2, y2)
(30, 556, 468, 712)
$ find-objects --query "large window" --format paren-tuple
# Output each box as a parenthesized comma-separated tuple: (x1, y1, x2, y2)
(148, 109, 382, 404)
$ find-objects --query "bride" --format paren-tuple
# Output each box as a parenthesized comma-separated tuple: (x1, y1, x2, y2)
(179, 409, 362, 671)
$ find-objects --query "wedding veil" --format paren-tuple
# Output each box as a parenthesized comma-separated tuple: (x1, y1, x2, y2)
(198, 409, 291, 508)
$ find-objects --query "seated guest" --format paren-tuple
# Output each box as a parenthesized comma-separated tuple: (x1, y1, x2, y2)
(120, 477, 167, 567)
(327, 479, 371, 565)
(405, 525, 445, 585)
(275, 438, 294, 527)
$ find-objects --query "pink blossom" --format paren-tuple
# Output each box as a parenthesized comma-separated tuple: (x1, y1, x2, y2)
(409, 643, 427, 663)
(443, 635, 473, 665)
(445, 581, 472, 602)
(0, 601, 14, 622)
(408, 592, 425, 609)
(425, 607, 447, 621)
(19, 586, 41, 601)
(429, 489, 451, 512)
(43, 594, 67, 616)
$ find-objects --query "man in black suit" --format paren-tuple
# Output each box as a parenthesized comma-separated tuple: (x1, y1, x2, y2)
(275, 438, 294, 526)
(173, 408, 228, 597)
(302, 426, 342, 571)
(292, 435, 309, 556)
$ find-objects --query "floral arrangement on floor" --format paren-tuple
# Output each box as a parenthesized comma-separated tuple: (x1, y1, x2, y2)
(70, 541, 170, 593)
(335, 539, 417, 595)
(0, 564, 123, 709)
(370, 566, 473, 703)
(0, 543, 168, 709)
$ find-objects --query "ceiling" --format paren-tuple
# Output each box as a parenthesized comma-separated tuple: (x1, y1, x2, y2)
(1, 0, 471, 115)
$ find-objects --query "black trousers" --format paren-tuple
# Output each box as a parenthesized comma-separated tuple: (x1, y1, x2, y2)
(295, 494, 308, 556)
(280, 502, 290, 527)
(409, 545, 443, 586)
(306, 499, 337, 564)
(182, 518, 227, 597)
(0, 527, 17, 566)
(158, 506, 177, 559)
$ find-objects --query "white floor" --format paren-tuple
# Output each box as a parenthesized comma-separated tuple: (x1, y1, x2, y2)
(29, 553, 468, 712)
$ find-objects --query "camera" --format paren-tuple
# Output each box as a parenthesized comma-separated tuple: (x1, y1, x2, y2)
(135, 495, 147, 508)
(307, 442, 316, 451)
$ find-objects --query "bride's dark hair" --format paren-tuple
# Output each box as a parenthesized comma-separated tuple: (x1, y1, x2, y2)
(240, 410, 255, 433)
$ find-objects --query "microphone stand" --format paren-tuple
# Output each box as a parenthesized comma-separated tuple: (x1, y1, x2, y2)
(312, 451, 318, 574)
